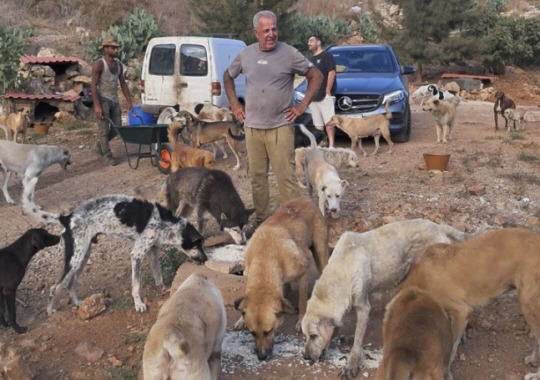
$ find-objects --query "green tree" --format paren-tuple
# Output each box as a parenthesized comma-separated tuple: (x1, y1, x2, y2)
(188, 0, 298, 43)
(285, 13, 351, 53)
(386, 0, 482, 80)
(0, 25, 29, 93)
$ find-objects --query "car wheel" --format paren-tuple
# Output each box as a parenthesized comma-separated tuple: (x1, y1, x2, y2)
(393, 108, 411, 143)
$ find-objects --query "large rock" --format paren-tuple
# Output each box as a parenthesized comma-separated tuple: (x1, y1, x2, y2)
(77, 294, 106, 320)
(74, 341, 104, 362)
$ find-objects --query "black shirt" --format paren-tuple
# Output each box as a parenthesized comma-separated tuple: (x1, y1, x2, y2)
(310, 51, 337, 102)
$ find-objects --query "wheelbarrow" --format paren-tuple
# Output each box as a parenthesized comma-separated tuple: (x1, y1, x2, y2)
(106, 118, 172, 173)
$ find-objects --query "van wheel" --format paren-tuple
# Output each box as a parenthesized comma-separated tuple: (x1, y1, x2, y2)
(157, 143, 172, 174)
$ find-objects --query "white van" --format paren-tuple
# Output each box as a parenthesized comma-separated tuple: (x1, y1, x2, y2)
(141, 36, 246, 113)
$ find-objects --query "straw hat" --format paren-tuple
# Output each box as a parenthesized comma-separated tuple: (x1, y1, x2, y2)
(99, 35, 120, 50)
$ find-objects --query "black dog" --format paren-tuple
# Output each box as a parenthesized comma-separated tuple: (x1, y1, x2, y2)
(0, 228, 60, 333)
(494, 91, 516, 131)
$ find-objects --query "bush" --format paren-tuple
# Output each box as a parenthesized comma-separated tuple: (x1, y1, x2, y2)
(86, 7, 160, 66)
(357, 14, 377, 43)
(0, 25, 29, 92)
(285, 13, 351, 53)
(486, 0, 507, 13)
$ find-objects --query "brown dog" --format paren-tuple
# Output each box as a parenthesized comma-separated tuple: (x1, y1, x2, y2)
(375, 286, 454, 380)
(494, 91, 516, 131)
(400, 228, 540, 380)
(179, 111, 245, 170)
(423, 98, 456, 143)
(168, 121, 215, 173)
(327, 101, 393, 156)
(234, 197, 328, 360)
(0, 107, 31, 143)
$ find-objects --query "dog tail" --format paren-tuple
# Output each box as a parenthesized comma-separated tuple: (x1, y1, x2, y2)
(384, 350, 415, 380)
(228, 126, 245, 141)
(162, 333, 190, 364)
(441, 224, 475, 242)
(168, 121, 182, 143)
(297, 123, 317, 148)
(384, 101, 392, 120)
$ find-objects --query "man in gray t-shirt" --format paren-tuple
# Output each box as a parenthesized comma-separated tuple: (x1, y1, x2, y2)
(224, 10, 322, 238)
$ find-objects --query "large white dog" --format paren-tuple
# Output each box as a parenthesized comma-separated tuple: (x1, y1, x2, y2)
(301, 219, 474, 379)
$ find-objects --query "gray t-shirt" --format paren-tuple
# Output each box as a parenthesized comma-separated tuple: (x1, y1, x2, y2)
(228, 41, 313, 129)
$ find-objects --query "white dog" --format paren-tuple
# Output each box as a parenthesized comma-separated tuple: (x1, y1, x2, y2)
(0, 140, 72, 207)
(301, 219, 474, 379)
(298, 124, 348, 218)
(295, 146, 357, 188)
(143, 273, 226, 380)
(503, 107, 527, 131)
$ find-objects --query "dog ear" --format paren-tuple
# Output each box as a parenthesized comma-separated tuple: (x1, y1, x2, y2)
(438, 91, 444, 100)
(234, 297, 246, 311)
(280, 297, 296, 314)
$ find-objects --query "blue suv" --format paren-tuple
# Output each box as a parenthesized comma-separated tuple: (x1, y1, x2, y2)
(294, 44, 415, 144)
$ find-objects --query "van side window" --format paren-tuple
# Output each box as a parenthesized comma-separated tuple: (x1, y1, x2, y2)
(149, 44, 175, 75)
(180, 44, 208, 76)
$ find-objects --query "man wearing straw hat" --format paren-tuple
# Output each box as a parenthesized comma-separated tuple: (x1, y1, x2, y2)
(91, 34, 134, 166)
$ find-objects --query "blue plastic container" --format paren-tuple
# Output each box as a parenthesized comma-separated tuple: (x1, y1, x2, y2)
(129, 105, 156, 125)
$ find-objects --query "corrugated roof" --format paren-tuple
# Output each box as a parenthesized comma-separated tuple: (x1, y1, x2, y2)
(1, 92, 80, 102)
(20, 55, 81, 65)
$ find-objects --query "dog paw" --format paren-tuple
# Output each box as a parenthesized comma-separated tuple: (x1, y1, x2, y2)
(7, 199, 15, 205)
(14, 325, 28, 334)
(524, 373, 539, 380)
(134, 301, 148, 313)
(234, 317, 246, 330)
(46, 306, 56, 316)
(525, 353, 539, 366)
(340, 365, 360, 380)
(233, 165, 240, 171)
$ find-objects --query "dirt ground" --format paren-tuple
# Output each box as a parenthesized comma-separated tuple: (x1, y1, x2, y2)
(1, 81, 540, 380)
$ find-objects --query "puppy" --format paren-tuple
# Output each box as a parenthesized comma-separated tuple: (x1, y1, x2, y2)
(327, 101, 393, 156)
(234, 197, 328, 360)
(423, 97, 456, 143)
(0, 140, 72, 207)
(38, 195, 207, 315)
(0, 228, 60, 333)
(168, 121, 215, 172)
(195, 104, 235, 159)
(375, 286, 454, 380)
(0, 107, 31, 143)
(295, 146, 357, 188)
(143, 273, 226, 380)
(401, 228, 540, 380)
(301, 219, 472, 379)
(494, 91, 516, 131)
(298, 124, 348, 218)
(180, 111, 244, 170)
(503, 107, 527, 131)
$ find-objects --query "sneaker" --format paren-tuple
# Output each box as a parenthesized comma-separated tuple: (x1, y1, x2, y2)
(104, 154, 117, 166)
(242, 218, 263, 240)
(91, 142, 103, 156)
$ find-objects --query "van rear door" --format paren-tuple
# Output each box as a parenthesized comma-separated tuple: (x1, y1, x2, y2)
(142, 42, 176, 106)
(177, 40, 210, 107)
(209, 39, 246, 108)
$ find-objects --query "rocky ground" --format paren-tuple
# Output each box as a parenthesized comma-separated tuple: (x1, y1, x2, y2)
(0, 89, 539, 379)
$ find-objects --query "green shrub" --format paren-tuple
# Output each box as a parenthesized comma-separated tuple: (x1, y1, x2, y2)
(285, 13, 351, 53)
(0, 25, 28, 92)
(86, 7, 160, 65)
(357, 14, 378, 43)
(486, 0, 507, 13)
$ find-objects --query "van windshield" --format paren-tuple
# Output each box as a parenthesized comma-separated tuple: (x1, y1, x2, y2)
(149, 44, 175, 75)
(180, 44, 208, 76)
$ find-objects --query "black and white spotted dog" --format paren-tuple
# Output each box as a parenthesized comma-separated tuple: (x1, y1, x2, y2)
(43, 195, 207, 315)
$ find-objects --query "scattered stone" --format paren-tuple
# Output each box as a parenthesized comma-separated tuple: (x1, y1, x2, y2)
(74, 341, 104, 362)
(107, 354, 123, 367)
(0, 343, 34, 380)
(77, 294, 106, 320)
(493, 215, 505, 225)
(467, 184, 486, 196)
(203, 233, 234, 247)
(460, 353, 467, 361)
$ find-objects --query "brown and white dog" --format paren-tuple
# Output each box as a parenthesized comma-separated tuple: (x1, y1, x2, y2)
(494, 91, 516, 131)
(234, 197, 328, 360)
(143, 273, 226, 380)
(375, 286, 454, 380)
(327, 101, 393, 156)
(0, 107, 31, 143)
(168, 121, 215, 172)
(400, 228, 540, 380)
(423, 97, 456, 143)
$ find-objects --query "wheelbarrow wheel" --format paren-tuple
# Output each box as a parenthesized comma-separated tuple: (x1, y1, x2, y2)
(157, 143, 172, 174)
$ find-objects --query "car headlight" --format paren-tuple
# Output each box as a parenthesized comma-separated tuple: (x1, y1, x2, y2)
(383, 90, 405, 105)
(293, 90, 305, 105)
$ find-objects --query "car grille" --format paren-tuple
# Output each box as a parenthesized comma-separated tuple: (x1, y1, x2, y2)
(335, 94, 381, 114)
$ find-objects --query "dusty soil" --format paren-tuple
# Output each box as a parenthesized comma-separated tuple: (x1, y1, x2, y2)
(1, 79, 540, 380)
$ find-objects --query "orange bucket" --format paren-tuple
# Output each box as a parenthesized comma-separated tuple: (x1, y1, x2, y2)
(423, 153, 451, 171)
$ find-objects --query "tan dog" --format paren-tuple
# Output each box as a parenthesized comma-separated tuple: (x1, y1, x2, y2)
(143, 273, 226, 380)
(168, 121, 215, 172)
(400, 228, 540, 380)
(327, 101, 393, 156)
(295, 146, 358, 188)
(504, 107, 527, 131)
(234, 197, 328, 360)
(180, 111, 244, 170)
(423, 98, 456, 143)
(0, 107, 31, 143)
(375, 286, 454, 380)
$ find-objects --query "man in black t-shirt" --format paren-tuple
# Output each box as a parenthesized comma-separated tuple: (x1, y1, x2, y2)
(307, 34, 337, 147)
